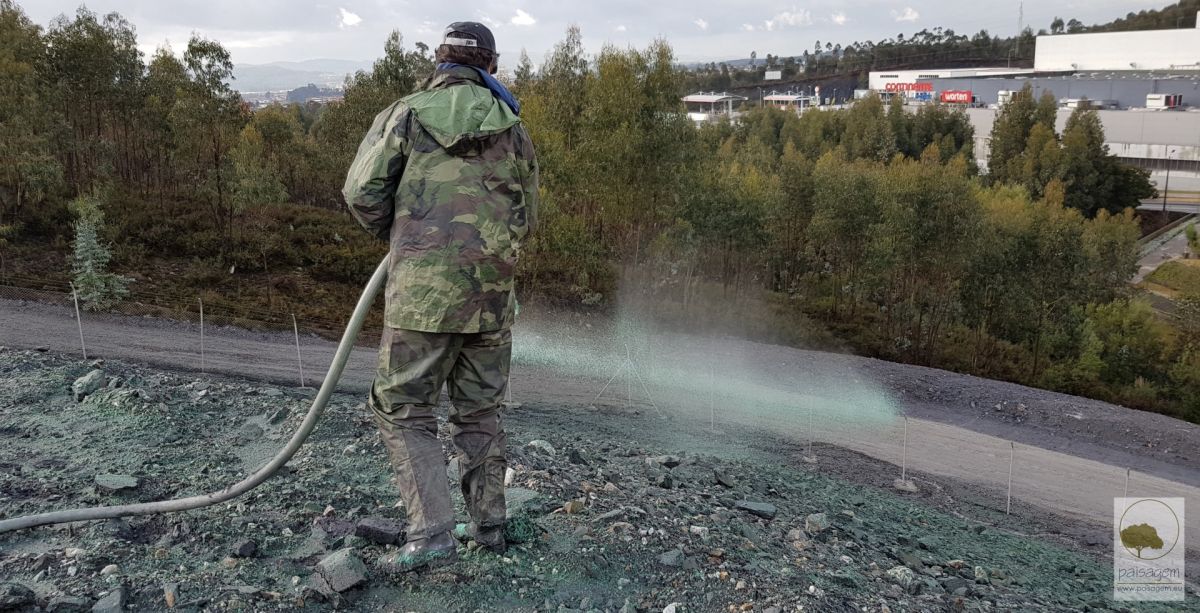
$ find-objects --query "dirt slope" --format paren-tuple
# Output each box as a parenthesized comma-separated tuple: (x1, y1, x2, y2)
(2, 351, 1197, 611)
(1, 299, 1197, 544)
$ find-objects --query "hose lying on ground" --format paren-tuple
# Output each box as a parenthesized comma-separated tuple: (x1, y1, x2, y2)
(0, 256, 389, 535)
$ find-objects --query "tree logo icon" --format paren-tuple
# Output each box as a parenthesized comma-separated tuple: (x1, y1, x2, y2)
(1118, 499, 1180, 561)
(1120, 523, 1164, 559)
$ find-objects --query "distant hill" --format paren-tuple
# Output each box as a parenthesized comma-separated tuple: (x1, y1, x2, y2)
(232, 59, 370, 93)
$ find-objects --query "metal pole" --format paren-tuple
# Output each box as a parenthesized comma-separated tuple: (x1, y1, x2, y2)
(1006, 442, 1015, 515)
(69, 282, 87, 360)
(1163, 156, 1170, 215)
(292, 314, 305, 388)
(1123, 468, 1130, 499)
(198, 298, 205, 374)
(900, 417, 908, 482)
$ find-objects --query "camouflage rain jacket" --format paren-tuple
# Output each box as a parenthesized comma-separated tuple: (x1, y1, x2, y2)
(343, 65, 539, 333)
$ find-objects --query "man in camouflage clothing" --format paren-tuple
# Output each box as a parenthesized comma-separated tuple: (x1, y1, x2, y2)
(342, 21, 538, 572)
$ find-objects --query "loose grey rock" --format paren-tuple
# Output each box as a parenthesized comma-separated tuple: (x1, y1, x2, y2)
(0, 583, 35, 609)
(525, 440, 556, 456)
(505, 487, 545, 519)
(32, 553, 53, 572)
(804, 512, 830, 533)
(46, 596, 92, 612)
(886, 565, 915, 587)
(163, 583, 180, 608)
(90, 586, 126, 613)
(973, 565, 990, 584)
(646, 455, 681, 469)
(713, 469, 737, 488)
(355, 517, 404, 545)
(897, 550, 924, 569)
(315, 548, 367, 593)
(72, 369, 106, 401)
(231, 538, 258, 558)
(735, 500, 777, 520)
(942, 577, 971, 593)
(658, 548, 684, 567)
(566, 447, 588, 465)
(95, 473, 139, 492)
(99, 564, 120, 576)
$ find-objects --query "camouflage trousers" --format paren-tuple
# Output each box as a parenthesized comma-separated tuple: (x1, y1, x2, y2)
(370, 326, 510, 541)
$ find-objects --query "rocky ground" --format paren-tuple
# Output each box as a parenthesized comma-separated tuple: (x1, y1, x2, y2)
(0, 348, 1196, 612)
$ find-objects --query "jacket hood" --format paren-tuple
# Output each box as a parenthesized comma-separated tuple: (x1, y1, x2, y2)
(404, 66, 521, 151)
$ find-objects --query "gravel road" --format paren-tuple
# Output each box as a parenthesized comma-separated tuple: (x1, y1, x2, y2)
(2, 298, 1197, 552)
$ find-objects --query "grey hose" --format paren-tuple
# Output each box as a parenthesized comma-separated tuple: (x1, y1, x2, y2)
(0, 256, 389, 534)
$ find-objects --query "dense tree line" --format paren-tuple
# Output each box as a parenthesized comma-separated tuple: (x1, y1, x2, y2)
(0, 1, 1195, 421)
(511, 28, 1189, 420)
(684, 1, 1196, 93)
(0, 2, 433, 239)
(684, 26, 1037, 93)
(1076, 0, 1199, 32)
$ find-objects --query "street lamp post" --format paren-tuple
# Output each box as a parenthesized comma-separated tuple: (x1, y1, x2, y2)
(1163, 149, 1176, 216)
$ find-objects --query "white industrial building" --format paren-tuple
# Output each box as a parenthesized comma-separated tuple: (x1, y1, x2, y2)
(863, 19, 1200, 191)
(1034, 26, 1200, 72)
(682, 93, 747, 124)
(868, 68, 1034, 93)
(867, 16, 1200, 107)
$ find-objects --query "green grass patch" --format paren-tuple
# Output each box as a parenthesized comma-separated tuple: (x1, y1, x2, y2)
(1146, 259, 1200, 295)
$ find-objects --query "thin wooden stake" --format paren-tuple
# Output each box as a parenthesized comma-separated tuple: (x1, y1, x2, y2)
(1123, 468, 1131, 499)
(900, 417, 909, 482)
(807, 403, 814, 458)
(590, 360, 627, 405)
(1006, 441, 1015, 515)
(709, 362, 716, 432)
(198, 298, 206, 374)
(69, 282, 87, 360)
(292, 313, 305, 388)
(625, 345, 633, 411)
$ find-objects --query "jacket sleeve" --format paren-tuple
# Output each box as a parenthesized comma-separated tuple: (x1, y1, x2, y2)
(342, 102, 410, 240)
(517, 125, 540, 237)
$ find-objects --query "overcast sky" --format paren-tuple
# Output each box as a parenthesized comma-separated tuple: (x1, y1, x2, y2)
(23, 0, 1169, 68)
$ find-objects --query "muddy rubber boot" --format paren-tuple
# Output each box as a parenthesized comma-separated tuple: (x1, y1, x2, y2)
(470, 523, 507, 555)
(378, 532, 459, 573)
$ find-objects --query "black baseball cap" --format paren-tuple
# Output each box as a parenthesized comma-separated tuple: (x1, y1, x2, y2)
(443, 22, 497, 54)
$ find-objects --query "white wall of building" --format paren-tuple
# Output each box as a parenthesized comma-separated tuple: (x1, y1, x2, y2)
(965, 108, 1200, 171)
(1035, 26, 1200, 72)
(867, 68, 1032, 91)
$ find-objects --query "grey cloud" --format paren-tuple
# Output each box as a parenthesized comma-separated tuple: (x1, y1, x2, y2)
(19, 0, 1165, 66)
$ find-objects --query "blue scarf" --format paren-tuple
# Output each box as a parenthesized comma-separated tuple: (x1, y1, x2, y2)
(437, 62, 521, 116)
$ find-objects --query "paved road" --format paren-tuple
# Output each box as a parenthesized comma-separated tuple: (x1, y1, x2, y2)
(2, 298, 1198, 552)
(1136, 219, 1195, 283)
(1138, 202, 1200, 214)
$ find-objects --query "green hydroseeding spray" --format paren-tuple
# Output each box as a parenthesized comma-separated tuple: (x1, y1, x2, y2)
(512, 312, 898, 432)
